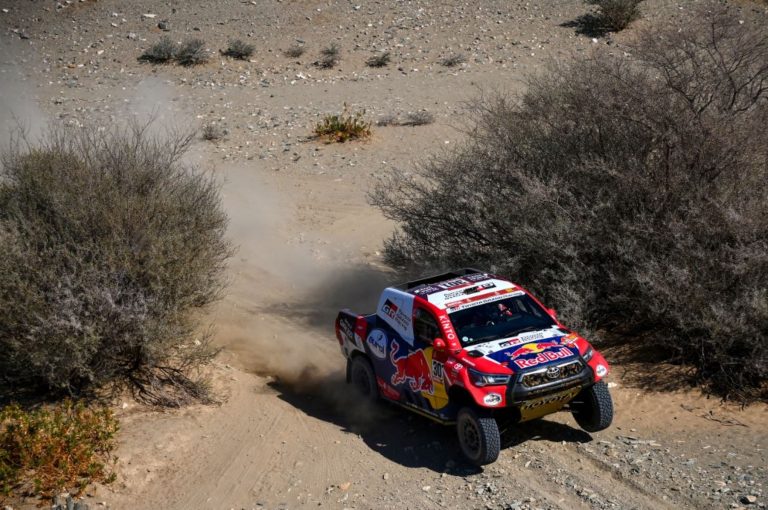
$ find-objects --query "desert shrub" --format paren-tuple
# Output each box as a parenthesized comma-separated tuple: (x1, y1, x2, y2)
(0, 123, 231, 405)
(440, 53, 466, 67)
(376, 113, 399, 127)
(587, 0, 643, 32)
(202, 123, 224, 141)
(138, 36, 176, 63)
(371, 7, 768, 400)
(313, 104, 371, 143)
(317, 43, 340, 68)
(0, 400, 118, 497)
(176, 38, 208, 66)
(366, 52, 391, 68)
(401, 110, 435, 126)
(284, 43, 306, 58)
(223, 39, 254, 60)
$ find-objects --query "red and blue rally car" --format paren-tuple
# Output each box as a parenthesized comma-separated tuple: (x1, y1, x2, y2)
(335, 268, 613, 465)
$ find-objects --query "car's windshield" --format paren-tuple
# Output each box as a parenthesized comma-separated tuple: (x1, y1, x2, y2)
(448, 294, 556, 347)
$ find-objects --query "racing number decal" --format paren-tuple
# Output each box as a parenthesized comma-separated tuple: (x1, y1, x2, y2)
(431, 360, 444, 381)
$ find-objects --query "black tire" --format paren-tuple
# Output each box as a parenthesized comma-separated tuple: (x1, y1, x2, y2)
(571, 381, 613, 432)
(349, 356, 378, 402)
(456, 407, 500, 466)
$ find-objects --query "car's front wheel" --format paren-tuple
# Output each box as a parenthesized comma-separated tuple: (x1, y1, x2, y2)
(456, 407, 500, 466)
(349, 356, 379, 402)
(571, 381, 613, 432)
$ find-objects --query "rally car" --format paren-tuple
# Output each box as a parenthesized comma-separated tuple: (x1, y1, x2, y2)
(334, 269, 613, 465)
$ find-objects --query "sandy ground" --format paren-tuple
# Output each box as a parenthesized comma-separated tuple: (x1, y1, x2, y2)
(1, 0, 767, 509)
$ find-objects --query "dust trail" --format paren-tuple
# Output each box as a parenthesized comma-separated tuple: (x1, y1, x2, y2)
(0, 35, 47, 150)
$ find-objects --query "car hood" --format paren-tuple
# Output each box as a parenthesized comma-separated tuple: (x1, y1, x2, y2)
(467, 326, 580, 370)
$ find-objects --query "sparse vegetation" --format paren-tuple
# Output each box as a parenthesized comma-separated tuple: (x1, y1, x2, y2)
(440, 53, 467, 67)
(317, 43, 340, 68)
(587, 0, 643, 32)
(176, 38, 209, 66)
(138, 36, 176, 64)
(371, 7, 768, 401)
(0, 123, 231, 405)
(313, 104, 372, 143)
(223, 39, 254, 60)
(0, 400, 118, 498)
(366, 52, 391, 68)
(376, 113, 399, 127)
(401, 111, 435, 126)
(284, 43, 306, 58)
(202, 123, 225, 141)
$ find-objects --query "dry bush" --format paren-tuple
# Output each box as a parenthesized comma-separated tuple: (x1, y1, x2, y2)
(587, 0, 643, 32)
(202, 123, 224, 141)
(284, 43, 306, 58)
(366, 52, 391, 68)
(313, 104, 372, 143)
(401, 111, 435, 126)
(138, 36, 176, 63)
(371, 6, 768, 401)
(176, 38, 209, 66)
(0, 123, 232, 405)
(0, 400, 118, 497)
(440, 53, 467, 67)
(223, 39, 254, 60)
(317, 43, 340, 68)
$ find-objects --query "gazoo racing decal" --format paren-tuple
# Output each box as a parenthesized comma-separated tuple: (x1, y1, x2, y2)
(513, 346, 575, 369)
(366, 329, 387, 359)
(446, 288, 524, 312)
(382, 299, 399, 319)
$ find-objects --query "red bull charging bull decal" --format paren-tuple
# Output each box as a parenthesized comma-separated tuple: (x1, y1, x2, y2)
(390, 340, 434, 394)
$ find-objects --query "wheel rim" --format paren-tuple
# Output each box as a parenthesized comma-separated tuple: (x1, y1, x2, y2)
(459, 415, 481, 458)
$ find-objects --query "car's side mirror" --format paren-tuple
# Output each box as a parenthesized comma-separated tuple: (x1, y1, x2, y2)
(547, 308, 558, 319)
(433, 337, 446, 351)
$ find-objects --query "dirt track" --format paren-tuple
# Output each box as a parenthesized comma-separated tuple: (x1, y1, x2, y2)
(1, 0, 767, 508)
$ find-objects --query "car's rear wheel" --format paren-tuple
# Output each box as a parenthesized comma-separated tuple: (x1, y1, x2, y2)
(350, 356, 378, 402)
(571, 381, 613, 432)
(456, 407, 500, 466)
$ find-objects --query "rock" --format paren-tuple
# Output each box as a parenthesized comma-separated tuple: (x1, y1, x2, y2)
(66, 495, 74, 510)
(740, 495, 757, 505)
(339, 482, 351, 491)
(158, 20, 170, 31)
(73, 503, 89, 510)
(141, 13, 157, 19)
(127, 32, 137, 40)
(382, 473, 389, 480)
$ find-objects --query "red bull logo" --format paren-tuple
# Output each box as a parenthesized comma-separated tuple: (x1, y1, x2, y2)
(513, 347, 575, 369)
(509, 341, 560, 359)
(390, 340, 433, 394)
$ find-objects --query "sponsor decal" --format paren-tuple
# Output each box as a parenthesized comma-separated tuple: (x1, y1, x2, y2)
(508, 341, 560, 359)
(382, 299, 398, 319)
(595, 364, 608, 377)
(366, 329, 387, 359)
(513, 347, 575, 369)
(338, 318, 354, 342)
(561, 333, 579, 347)
(390, 340, 433, 394)
(483, 393, 502, 406)
(447, 289, 524, 312)
(439, 278, 467, 289)
(412, 284, 443, 295)
(431, 360, 444, 380)
(520, 388, 579, 410)
(376, 377, 401, 400)
(463, 273, 491, 283)
(438, 314, 458, 343)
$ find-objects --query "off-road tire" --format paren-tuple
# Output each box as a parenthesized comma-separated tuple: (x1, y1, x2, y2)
(571, 381, 613, 432)
(456, 407, 500, 466)
(350, 356, 378, 402)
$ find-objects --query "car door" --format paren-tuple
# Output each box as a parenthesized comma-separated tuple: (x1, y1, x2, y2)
(412, 307, 450, 412)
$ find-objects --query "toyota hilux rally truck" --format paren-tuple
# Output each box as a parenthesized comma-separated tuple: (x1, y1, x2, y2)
(335, 269, 613, 465)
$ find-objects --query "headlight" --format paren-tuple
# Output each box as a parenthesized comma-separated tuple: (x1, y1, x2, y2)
(582, 347, 594, 362)
(468, 368, 511, 387)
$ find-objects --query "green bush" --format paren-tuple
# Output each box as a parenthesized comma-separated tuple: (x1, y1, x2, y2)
(317, 43, 340, 68)
(366, 52, 391, 68)
(0, 400, 118, 497)
(370, 7, 768, 401)
(313, 104, 371, 143)
(0, 124, 231, 404)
